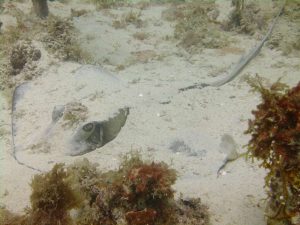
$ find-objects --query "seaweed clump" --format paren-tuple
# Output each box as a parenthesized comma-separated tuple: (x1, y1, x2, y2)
(173, 1, 229, 53)
(75, 153, 179, 225)
(9, 40, 41, 75)
(0, 208, 26, 225)
(74, 153, 209, 225)
(43, 16, 91, 63)
(88, 0, 125, 9)
(245, 76, 300, 224)
(224, 0, 269, 35)
(0, 164, 83, 225)
(267, 1, 300, 56)
(27, 164, 83, 225)
(62, 102, 88, 128)
(0, 153, 209, 225)
(0, 9, 42, 90)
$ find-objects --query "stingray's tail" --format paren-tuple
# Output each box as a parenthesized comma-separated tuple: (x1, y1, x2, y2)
(11, 83, 42, 172)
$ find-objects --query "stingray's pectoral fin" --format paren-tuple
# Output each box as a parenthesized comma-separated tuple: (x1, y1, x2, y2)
(102, 107, 129, 143)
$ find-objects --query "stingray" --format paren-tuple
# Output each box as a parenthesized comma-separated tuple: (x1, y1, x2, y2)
(11, 2, 285, 171)
(12, 65, 130, 171)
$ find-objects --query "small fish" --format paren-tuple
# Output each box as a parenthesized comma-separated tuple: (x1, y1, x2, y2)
(217, 134, 244, 177)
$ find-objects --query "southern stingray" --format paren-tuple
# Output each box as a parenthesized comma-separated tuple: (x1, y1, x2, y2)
(11, 2, 285, 171)
(12, 65, 130, 171)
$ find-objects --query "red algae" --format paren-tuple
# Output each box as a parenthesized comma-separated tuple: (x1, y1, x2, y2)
(1, 153, 209, 225)
(246, 76, 300, 224)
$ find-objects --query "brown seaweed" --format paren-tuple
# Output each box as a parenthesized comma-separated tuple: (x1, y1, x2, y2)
(27, 163, 84, 225)
(245, 76, 300, 223)
(1, 153, 210, 225)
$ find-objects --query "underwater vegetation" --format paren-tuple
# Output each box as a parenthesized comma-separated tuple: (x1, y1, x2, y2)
(43, 16, 92, 63)
(112, 10, 144, 29)
(0, 208, 25, 225)
(245, 76, 300, 224)
(87, 0, 127, 9)
(267, 1, 300, 56)
(88, 0, 186, 9)
(0, 153, 209, 225)
(10, 40, 41, 75)
(27, 164, 84, 225)
(0, 164, 83, 225)
(224, 0, 269, 35)
(62, 102, 89, 128)
(0, 7, 38, 90)
(0, 6, 91, 101)
(172, 0, 230, 53)
(225, 0, 300, 56)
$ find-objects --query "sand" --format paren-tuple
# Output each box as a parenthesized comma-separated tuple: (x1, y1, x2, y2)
(0, 0, 299, 225)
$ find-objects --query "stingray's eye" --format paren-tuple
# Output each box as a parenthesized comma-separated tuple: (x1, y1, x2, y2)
(83, 123, 94, 131)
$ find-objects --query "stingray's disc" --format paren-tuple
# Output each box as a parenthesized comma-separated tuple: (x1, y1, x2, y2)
(13, 64, 129, 160)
